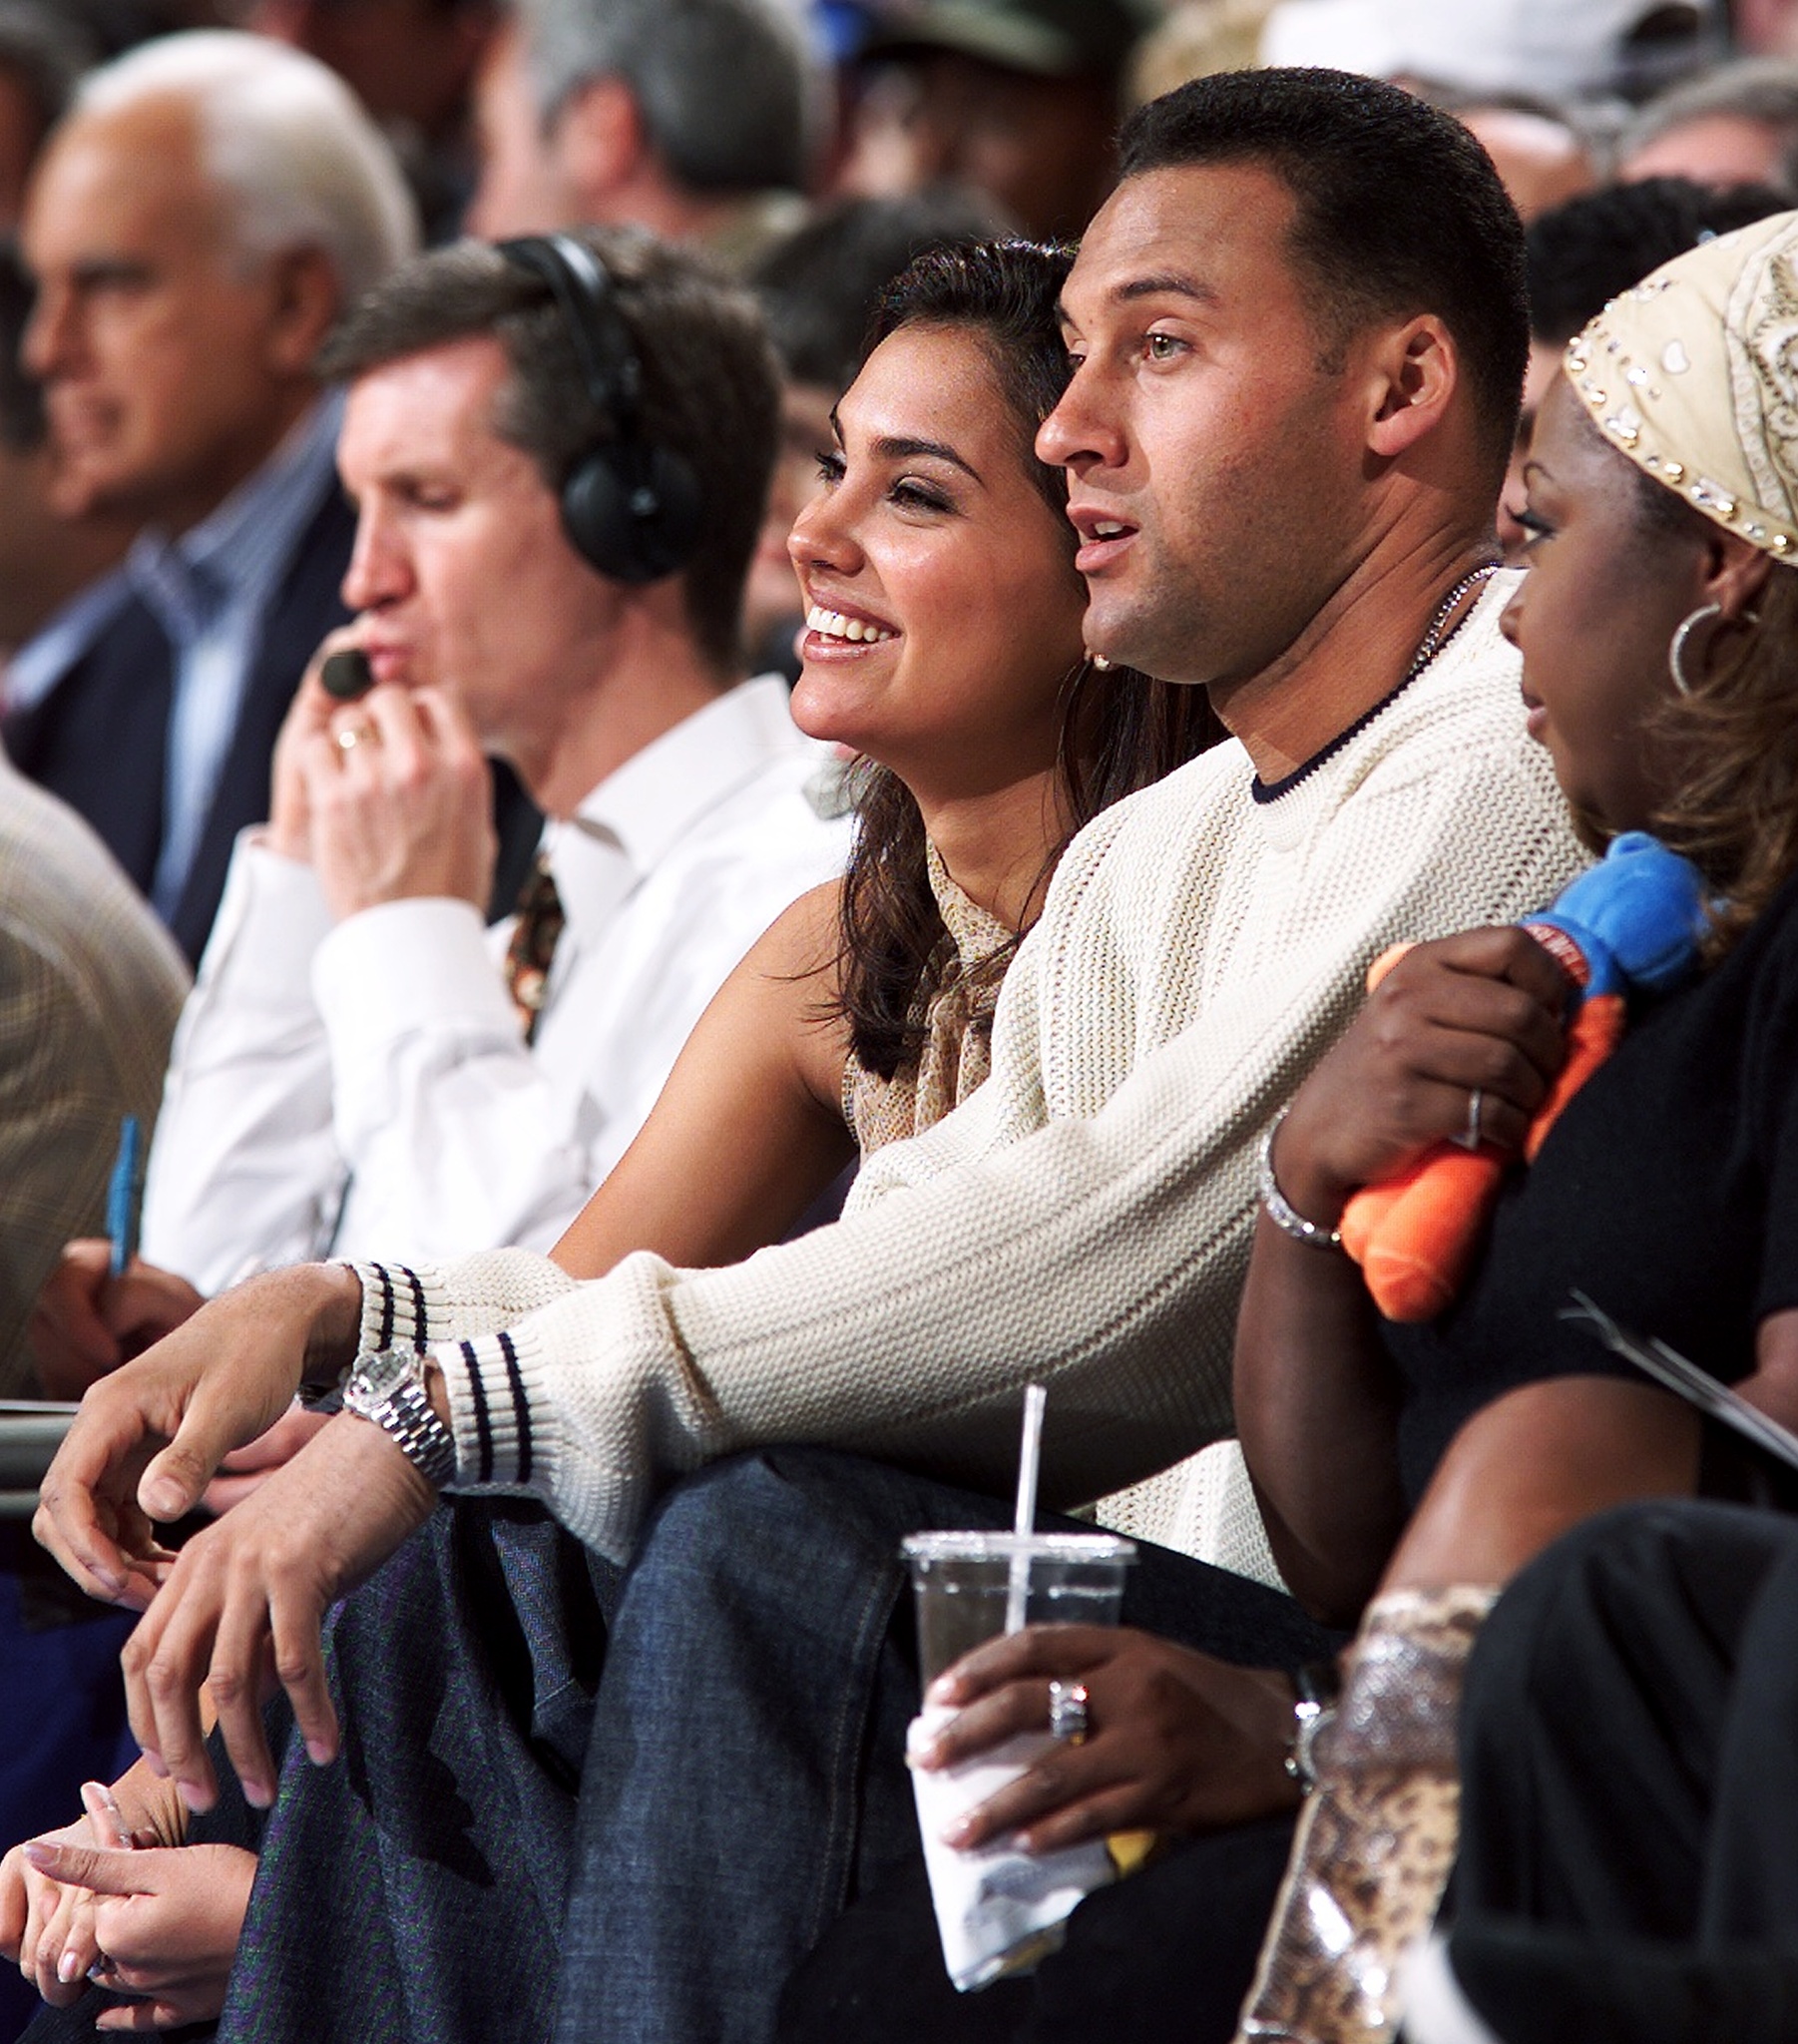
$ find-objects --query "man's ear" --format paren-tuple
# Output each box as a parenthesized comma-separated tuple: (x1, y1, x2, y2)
(550, 74, 645, 217)
(1362, 314, 1458, 461)
(264, 245, 343, 377)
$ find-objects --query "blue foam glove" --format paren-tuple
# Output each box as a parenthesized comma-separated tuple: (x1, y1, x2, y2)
(1531, 831, 1709, 1002)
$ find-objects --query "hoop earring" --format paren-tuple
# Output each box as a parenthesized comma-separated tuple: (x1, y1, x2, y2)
(1668, 602, 1721, 698)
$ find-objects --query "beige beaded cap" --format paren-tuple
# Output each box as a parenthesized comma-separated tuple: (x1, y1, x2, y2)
(1565, 208, 1798, 562)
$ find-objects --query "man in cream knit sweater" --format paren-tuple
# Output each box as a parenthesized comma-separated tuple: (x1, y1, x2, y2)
(32, 68, 1586, 2044)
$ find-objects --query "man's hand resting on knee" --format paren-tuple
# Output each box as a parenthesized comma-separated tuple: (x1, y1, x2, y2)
(119, 1403, 441, 1813)
(33, 1264, 365, 1610)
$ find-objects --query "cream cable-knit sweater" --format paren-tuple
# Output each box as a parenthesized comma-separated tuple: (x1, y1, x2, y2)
(355, 579, 1586, 1565)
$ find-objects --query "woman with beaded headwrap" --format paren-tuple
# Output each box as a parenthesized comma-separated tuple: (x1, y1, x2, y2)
(1210, 204, 1798, 2038)
(778, 211, 1798, 2044)
(1233, 207, 1798, 2041)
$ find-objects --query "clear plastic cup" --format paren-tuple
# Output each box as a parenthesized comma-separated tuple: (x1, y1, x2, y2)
(900, 1530, 1138, 1990)
(902, 1530, 1136, 1689)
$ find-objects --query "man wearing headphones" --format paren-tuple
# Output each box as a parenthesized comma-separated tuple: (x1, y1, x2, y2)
(35, 228, 848, 1373)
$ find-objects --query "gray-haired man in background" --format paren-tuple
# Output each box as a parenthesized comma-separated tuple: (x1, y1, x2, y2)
(467, 0, 817, 264)
(3, 30, 418, 963)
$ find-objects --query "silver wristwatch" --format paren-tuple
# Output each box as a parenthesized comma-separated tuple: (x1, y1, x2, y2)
(342, 1348, 457, 1489)
(1283, 1660, 1342, 1792)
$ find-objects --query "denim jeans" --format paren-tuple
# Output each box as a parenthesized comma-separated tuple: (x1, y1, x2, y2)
(550, 1446, 1336, 2044)
(22, 1451, 1332, 2044)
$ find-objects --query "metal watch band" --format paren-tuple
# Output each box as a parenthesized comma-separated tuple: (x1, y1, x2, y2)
(345, 1353, 457, 1489)
(1258, 1108, 1343, 1252)
(370, 1376, 457, 1489)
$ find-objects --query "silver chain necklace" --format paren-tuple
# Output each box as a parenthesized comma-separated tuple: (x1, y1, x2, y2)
(1402, 562, 1502, 687)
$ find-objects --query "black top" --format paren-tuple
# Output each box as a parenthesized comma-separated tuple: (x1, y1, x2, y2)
(1383, 865, 1798, 1506)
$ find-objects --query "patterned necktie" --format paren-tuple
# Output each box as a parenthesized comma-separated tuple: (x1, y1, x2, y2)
(504, 850, 565, 1045)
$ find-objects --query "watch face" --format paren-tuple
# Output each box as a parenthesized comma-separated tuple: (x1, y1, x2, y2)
(343, 1348, 415, 1416)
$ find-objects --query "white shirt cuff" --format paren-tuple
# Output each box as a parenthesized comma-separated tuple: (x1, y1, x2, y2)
(200, 834, 334, 1000)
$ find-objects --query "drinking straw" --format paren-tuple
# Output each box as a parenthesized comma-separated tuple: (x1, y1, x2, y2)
(1004, 1383, 1047, 1634)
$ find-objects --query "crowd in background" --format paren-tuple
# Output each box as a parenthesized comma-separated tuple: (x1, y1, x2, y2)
(3, 0, 1798, 711)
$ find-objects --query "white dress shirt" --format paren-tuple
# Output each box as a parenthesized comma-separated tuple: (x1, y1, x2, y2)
(140, 676, 851, 1292)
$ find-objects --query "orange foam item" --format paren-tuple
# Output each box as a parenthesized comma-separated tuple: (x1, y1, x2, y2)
(1338, 959, 1625, 1321)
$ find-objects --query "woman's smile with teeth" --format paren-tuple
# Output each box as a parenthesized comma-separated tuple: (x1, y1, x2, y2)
(807, 605, 896, 643)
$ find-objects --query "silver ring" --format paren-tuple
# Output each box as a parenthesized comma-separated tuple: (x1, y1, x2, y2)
(1454, 1086, 1485, 1153)
(1047, 1678, 1090, 1745)
(335, 724, 370, 754)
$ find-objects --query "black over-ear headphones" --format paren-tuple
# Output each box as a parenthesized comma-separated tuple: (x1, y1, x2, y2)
(497, 233, 703, 586)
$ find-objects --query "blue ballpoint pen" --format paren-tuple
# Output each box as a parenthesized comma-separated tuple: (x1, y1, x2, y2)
(107, 1114, 142, 1278)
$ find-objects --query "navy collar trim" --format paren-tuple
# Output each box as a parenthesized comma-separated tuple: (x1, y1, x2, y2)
(1250, 575, 1494, 804)
(1249, 663, 1423, 805)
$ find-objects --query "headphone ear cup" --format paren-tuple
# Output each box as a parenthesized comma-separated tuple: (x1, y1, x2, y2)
(561, 443, 703, 586)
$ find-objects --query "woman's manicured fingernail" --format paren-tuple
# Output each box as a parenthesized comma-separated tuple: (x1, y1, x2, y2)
(942, 1815, 974, 1847)
(242, 1778, 271, 1809)
(22, 1842, 53, 1870)
(57, 1951, 79, 1983)
(926, 1674, 958, 1705)
(306, 1739, 332, 1767)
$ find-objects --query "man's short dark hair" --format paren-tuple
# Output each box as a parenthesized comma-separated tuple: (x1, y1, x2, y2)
(1119, 68, 1530, 475)
(318, 228, 779, 672)
(1527, 176, 1793, 348)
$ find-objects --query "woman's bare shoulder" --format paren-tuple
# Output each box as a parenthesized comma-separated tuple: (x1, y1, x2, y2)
(750, 879, 846, 987)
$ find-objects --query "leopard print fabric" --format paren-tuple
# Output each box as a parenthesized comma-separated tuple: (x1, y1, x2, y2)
(1236, 1584, 1498, 2044)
